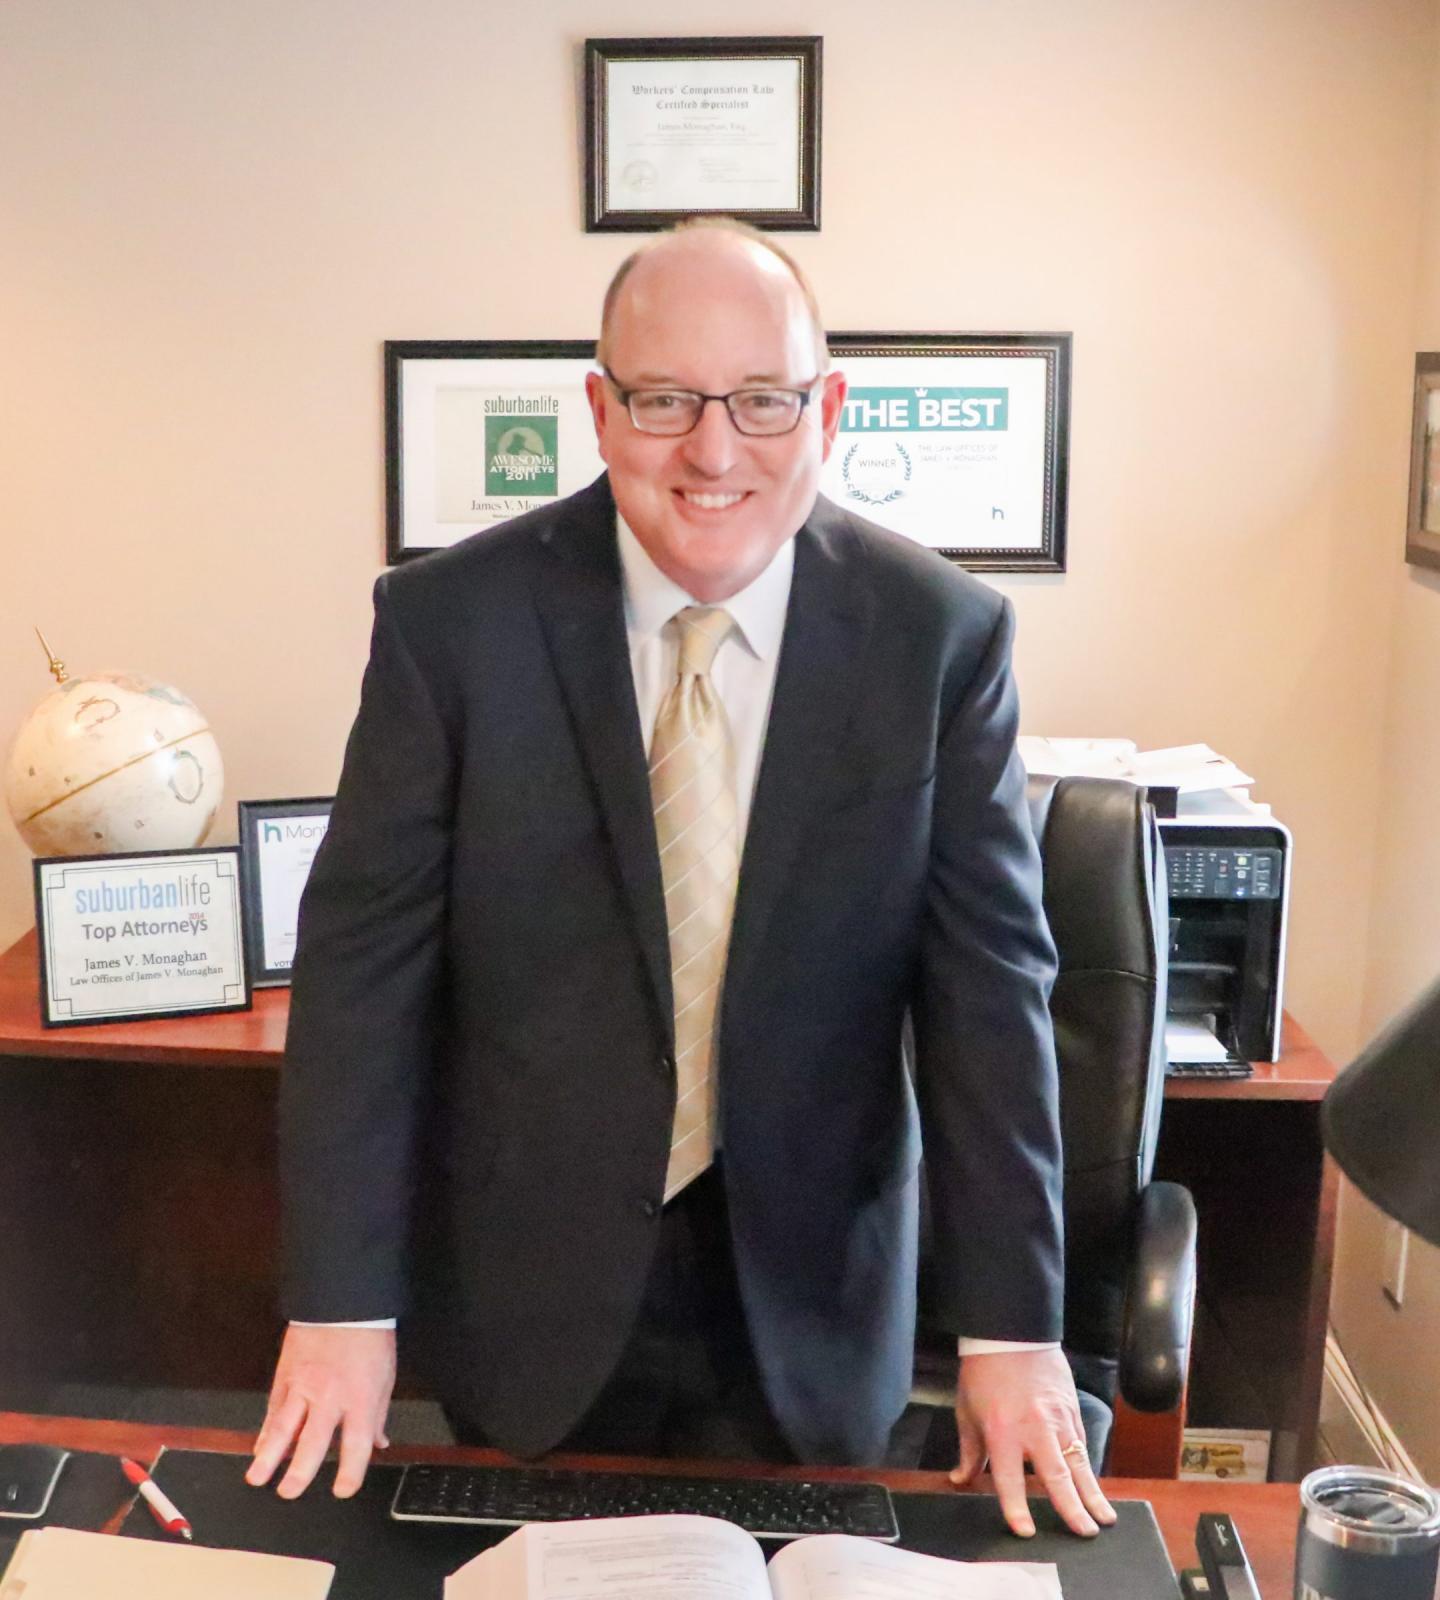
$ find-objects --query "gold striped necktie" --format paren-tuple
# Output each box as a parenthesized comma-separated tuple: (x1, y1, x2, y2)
(649, 605, 738, 1202)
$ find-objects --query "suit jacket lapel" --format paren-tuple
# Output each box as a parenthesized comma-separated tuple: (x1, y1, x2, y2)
(724, 500, 873, 1015)
(532, 477, 675, 1039)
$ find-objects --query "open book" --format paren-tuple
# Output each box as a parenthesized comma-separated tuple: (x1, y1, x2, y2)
(446, 1514, 1060, 1600)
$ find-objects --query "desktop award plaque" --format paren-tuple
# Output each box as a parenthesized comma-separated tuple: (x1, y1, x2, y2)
(237, 797, 333, 987)
(34, 846, 251, 1026)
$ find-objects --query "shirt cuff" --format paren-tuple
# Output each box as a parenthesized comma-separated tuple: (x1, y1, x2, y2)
(956, 1337, 1061, 1356)
(291, 1319, 397, 1330)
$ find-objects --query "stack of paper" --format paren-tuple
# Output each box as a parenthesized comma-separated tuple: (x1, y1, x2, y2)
(1016, 737, 1138, 780)
(1018, 739, 1254, 798)
(1164, 1018, 1239, 1065)
(0, 1526, 333, 1598)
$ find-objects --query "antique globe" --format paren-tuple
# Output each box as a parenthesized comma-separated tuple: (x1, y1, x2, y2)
(5, 634, 224, 857)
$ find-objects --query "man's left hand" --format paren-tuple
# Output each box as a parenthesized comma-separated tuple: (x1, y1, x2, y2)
(950, 1347, 1118, 1538)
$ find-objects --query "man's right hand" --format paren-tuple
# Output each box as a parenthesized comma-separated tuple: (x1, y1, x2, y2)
(246, 1324, 397, 1499)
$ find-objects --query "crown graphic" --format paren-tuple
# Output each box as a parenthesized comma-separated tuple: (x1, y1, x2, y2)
(915, 388, 928, 397)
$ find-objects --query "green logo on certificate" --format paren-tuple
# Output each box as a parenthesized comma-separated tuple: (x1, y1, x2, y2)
(485, 415, 558, 496)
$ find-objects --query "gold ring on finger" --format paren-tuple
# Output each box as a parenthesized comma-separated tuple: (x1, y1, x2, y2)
(1061, 1438, 1087, 1461)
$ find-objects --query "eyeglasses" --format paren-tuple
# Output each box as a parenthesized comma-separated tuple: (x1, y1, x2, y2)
(603, 367, 819, 437)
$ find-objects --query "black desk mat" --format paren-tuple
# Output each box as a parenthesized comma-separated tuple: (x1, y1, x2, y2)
(0, 1450, 132, 1569)
(121, 1450, 1182, 1599)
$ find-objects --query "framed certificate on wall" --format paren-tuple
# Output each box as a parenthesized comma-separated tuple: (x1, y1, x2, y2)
(385, 341, 600, 562)
(584, 37, 822, 232)
(822, 333, 1071, 573)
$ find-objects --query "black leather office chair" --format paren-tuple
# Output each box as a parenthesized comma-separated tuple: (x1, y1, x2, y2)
(898, 775, 1197, 1475)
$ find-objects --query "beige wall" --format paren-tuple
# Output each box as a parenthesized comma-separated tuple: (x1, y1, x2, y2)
(3, 0, 1438, 1438)
(1328, 0, 1440, 1481)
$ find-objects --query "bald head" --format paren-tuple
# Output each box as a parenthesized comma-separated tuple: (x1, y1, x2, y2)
(583, 215, 847, 602)
(596, 218, 829, 373)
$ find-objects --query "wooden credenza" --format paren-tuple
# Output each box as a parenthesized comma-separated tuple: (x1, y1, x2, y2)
(0, 930, 1339, 1479)
(1157, 1022, 1340, 1481)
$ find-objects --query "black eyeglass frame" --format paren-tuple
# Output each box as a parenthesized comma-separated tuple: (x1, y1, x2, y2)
(601, 367, 821, 436)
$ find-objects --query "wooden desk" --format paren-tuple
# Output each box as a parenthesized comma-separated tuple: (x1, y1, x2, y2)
(0, 1412, 1303, 1598)
(0, 931, 1340, 1480)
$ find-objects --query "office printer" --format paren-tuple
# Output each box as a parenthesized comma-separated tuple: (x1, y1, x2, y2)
(1159, 806, 1291, 1063)
(1013, 738, 1290, 1064)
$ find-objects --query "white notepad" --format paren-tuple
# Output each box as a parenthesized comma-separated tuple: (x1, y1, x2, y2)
(0, 1525, 334, 1598)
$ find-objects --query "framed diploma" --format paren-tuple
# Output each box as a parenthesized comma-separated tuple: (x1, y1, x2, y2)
(34, 847, 250, 1027)
(237, 797, 334, 986)
(584, 36, 822, 231)
(822, 333, 1071, 573)
(385, 340, 601, 562)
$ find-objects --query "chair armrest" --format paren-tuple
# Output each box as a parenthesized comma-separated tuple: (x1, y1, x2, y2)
(1118, 1181, 1197, 1412)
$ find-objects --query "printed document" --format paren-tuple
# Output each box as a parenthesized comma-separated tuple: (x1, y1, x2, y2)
(444, 1514, 1060, 1600)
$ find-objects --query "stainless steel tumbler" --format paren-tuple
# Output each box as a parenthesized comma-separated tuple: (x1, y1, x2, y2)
(1296, 1465, 1440, 1599)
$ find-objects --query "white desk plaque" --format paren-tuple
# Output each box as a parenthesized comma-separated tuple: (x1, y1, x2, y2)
(237, 797, 333, 987)
(34, 847, 251, 1027)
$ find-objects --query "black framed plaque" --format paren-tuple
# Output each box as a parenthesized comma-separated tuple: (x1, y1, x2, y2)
(385, 340, 598, 563)
(584, 36, 822, 232)
(822, 333, 1071, 573)
(34, 846, 250, 1027)
(237, 797, 333, 987)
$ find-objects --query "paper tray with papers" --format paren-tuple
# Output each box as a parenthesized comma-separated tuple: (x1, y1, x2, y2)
(1165, 1020, 1254, 1080)
(114, 1449, 1181, 1600)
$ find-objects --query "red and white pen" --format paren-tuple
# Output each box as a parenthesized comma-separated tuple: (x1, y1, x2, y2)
(120, 1457, 193, 1541)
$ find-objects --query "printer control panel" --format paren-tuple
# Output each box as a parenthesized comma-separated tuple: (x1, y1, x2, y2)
(1165, 845, 1282, 901)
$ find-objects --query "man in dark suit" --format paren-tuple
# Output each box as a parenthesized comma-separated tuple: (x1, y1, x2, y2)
(247, 220, 1114, 1541)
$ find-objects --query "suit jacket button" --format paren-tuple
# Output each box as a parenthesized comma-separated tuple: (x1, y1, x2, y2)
(640, 1198, 661, 1219)
(658, 1053, 675, 1078)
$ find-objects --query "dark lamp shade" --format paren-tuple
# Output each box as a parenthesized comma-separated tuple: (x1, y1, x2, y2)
(1323, 976, 1440, 1249)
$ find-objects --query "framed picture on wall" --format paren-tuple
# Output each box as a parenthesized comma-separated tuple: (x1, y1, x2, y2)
(584, 36, 822, 232)
(385, 341, 601, 563)
(822, 333, 1071, 573)
(1406, 352, 1440, 571)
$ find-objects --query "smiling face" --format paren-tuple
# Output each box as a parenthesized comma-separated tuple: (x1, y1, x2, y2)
(585, 232, 846, 601)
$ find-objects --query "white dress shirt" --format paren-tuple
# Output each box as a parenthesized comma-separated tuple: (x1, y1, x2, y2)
(617, 514, 790, 829)
(305, 517, 1054, 1357)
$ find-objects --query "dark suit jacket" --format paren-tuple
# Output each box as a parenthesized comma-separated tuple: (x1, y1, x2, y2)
(281, 474, 1064, 1465)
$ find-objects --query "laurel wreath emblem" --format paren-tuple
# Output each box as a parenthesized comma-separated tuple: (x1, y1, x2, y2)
(841, 441, 912, 506)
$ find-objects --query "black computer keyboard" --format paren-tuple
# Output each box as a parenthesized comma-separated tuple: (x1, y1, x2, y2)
(1165, 1060, 1254, 1079)
(390, 1464, 900, 1541)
